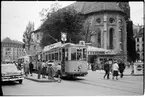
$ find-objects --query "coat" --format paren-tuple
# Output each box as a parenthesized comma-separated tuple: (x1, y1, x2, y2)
(118, 63, 125, 71)
(29, 62, 34, 71)
(104, 63, 110, 71)
(47, 66, 55, 76)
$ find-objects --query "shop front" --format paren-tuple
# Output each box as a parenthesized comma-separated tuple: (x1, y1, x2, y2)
(87, 46, 124, 70)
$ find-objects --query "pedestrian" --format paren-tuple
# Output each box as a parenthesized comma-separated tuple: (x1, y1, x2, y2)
(56, 63, 62, 83)
(17, 62, 22, 70)
(37, 60, 42, 79)
(112, 60, 119, 80)
(29, 61, 34, 76)
(42, 60, 46, 78)
(103, 60, 110, 79)
(118, 60, 125, 78)
(130, 61, 134, 75)
(24, 61, 29, 77)
(47, 63, 55, 80)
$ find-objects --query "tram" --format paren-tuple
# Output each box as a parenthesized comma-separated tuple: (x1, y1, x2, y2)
(42, 42, 88, 77)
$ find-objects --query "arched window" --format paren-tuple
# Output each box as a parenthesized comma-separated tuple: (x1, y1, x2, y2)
(109, 28, 114, 49)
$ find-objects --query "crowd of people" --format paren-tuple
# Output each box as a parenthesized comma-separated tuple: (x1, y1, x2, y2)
(103, 60, 126, 80)
(20, 60, 62, 82)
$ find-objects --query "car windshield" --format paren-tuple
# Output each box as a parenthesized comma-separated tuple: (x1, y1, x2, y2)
(2, 64, 18, 72)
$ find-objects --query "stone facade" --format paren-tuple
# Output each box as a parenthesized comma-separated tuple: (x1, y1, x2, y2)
(1, 37, 25, 62)
(28, 29, 43, 55)
(69, 2, 128, 62)
(135, 27, 144, 61)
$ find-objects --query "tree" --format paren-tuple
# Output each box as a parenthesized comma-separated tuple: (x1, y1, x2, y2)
(127, 20, 138, 62)
(22, 21, 34, 51)
(81, 17, 91, 43)
(118, 2, 130, 20)
(39, 3, 61, 22)
(39, 5, 85, 48)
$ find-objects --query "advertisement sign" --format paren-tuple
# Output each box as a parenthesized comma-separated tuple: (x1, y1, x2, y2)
(134, 62, 143, 75)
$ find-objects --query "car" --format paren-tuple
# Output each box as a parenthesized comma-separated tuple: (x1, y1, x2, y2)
(1, 63, 24, 84)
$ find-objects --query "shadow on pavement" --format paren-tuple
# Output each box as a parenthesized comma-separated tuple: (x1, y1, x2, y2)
(1, 81, 21, 86)
(62, 77, 85, 81)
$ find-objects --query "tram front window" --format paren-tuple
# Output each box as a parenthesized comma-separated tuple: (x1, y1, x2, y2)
(83, 48, 87, 60)
(77, 49, 82, 60)
(71, 48, 76, 60)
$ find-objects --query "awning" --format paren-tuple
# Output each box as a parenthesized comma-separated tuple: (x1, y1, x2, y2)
(87, 46, 109, 52)
(87, 46, 117, 55)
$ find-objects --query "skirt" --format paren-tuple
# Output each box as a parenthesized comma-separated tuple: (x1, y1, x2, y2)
(113, 71, 118, 76)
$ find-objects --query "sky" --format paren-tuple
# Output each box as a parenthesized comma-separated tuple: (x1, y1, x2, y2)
(1, 1, 144, 42)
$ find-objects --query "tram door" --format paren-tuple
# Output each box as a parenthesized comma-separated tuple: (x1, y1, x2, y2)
(61, 48, 65, 73)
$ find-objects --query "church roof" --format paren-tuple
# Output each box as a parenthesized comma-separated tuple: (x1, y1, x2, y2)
(68, 2, 125, 15)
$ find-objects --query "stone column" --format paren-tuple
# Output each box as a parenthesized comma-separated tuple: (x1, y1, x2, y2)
(103, 13, 107, 49)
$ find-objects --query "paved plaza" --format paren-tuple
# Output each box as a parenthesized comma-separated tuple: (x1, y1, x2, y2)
(2, 68, 144, 96)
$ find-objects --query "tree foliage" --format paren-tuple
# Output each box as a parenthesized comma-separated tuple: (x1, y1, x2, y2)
(118, 2, 130, 20)
(22, 21, 34, 50)
(39, 5, 85, 48)
(127, 20, 138, 62)
(39, 3, 62, 22)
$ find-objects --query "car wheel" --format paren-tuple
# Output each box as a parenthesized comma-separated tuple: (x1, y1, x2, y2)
(19, 80, 23, 84)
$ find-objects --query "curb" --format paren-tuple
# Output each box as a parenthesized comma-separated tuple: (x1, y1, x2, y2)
(25, 77, 58, 82)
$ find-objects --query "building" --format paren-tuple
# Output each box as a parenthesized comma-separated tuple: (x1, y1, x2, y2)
(1, 37, 26, 62)
(30, 2, 129, 65)
(135, 27, 144, 61)
(68, 2, 128, 63)
(29, 29, 43, 55)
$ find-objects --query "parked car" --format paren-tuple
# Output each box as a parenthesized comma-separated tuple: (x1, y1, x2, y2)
(1, 63, 24, 84)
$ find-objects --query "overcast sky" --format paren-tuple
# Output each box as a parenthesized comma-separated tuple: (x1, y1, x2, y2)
(1, 1, 144, 42)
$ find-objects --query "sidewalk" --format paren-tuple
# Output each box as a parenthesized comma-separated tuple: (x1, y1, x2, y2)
(25, 73, 58, 82)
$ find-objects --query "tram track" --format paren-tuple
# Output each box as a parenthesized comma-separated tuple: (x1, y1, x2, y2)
(78, 79, 142, 95)
(62, 76, 143, 95)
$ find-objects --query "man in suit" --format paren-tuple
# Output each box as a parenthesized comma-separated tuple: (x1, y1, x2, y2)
(118, 60, 126, 78)
(103, 60, 110, 79)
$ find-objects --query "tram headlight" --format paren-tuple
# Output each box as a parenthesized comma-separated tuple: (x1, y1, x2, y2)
(78, 65, 82, 69)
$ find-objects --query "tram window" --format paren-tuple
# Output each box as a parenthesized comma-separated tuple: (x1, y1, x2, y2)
(65, 49, 68, 61)
(52, 53, 55, 60)
(77, 49, 82, 60)
(62, 48, 65, 60)
(83, 48, 87, 60)
(55, 53, 58, 60)
(48, 54, 50, 61)
(59, 50, 61, 60)
(71, 48, 76, 60)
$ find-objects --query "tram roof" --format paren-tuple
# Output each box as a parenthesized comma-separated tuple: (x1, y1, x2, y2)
(43, 42, 86, 52)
